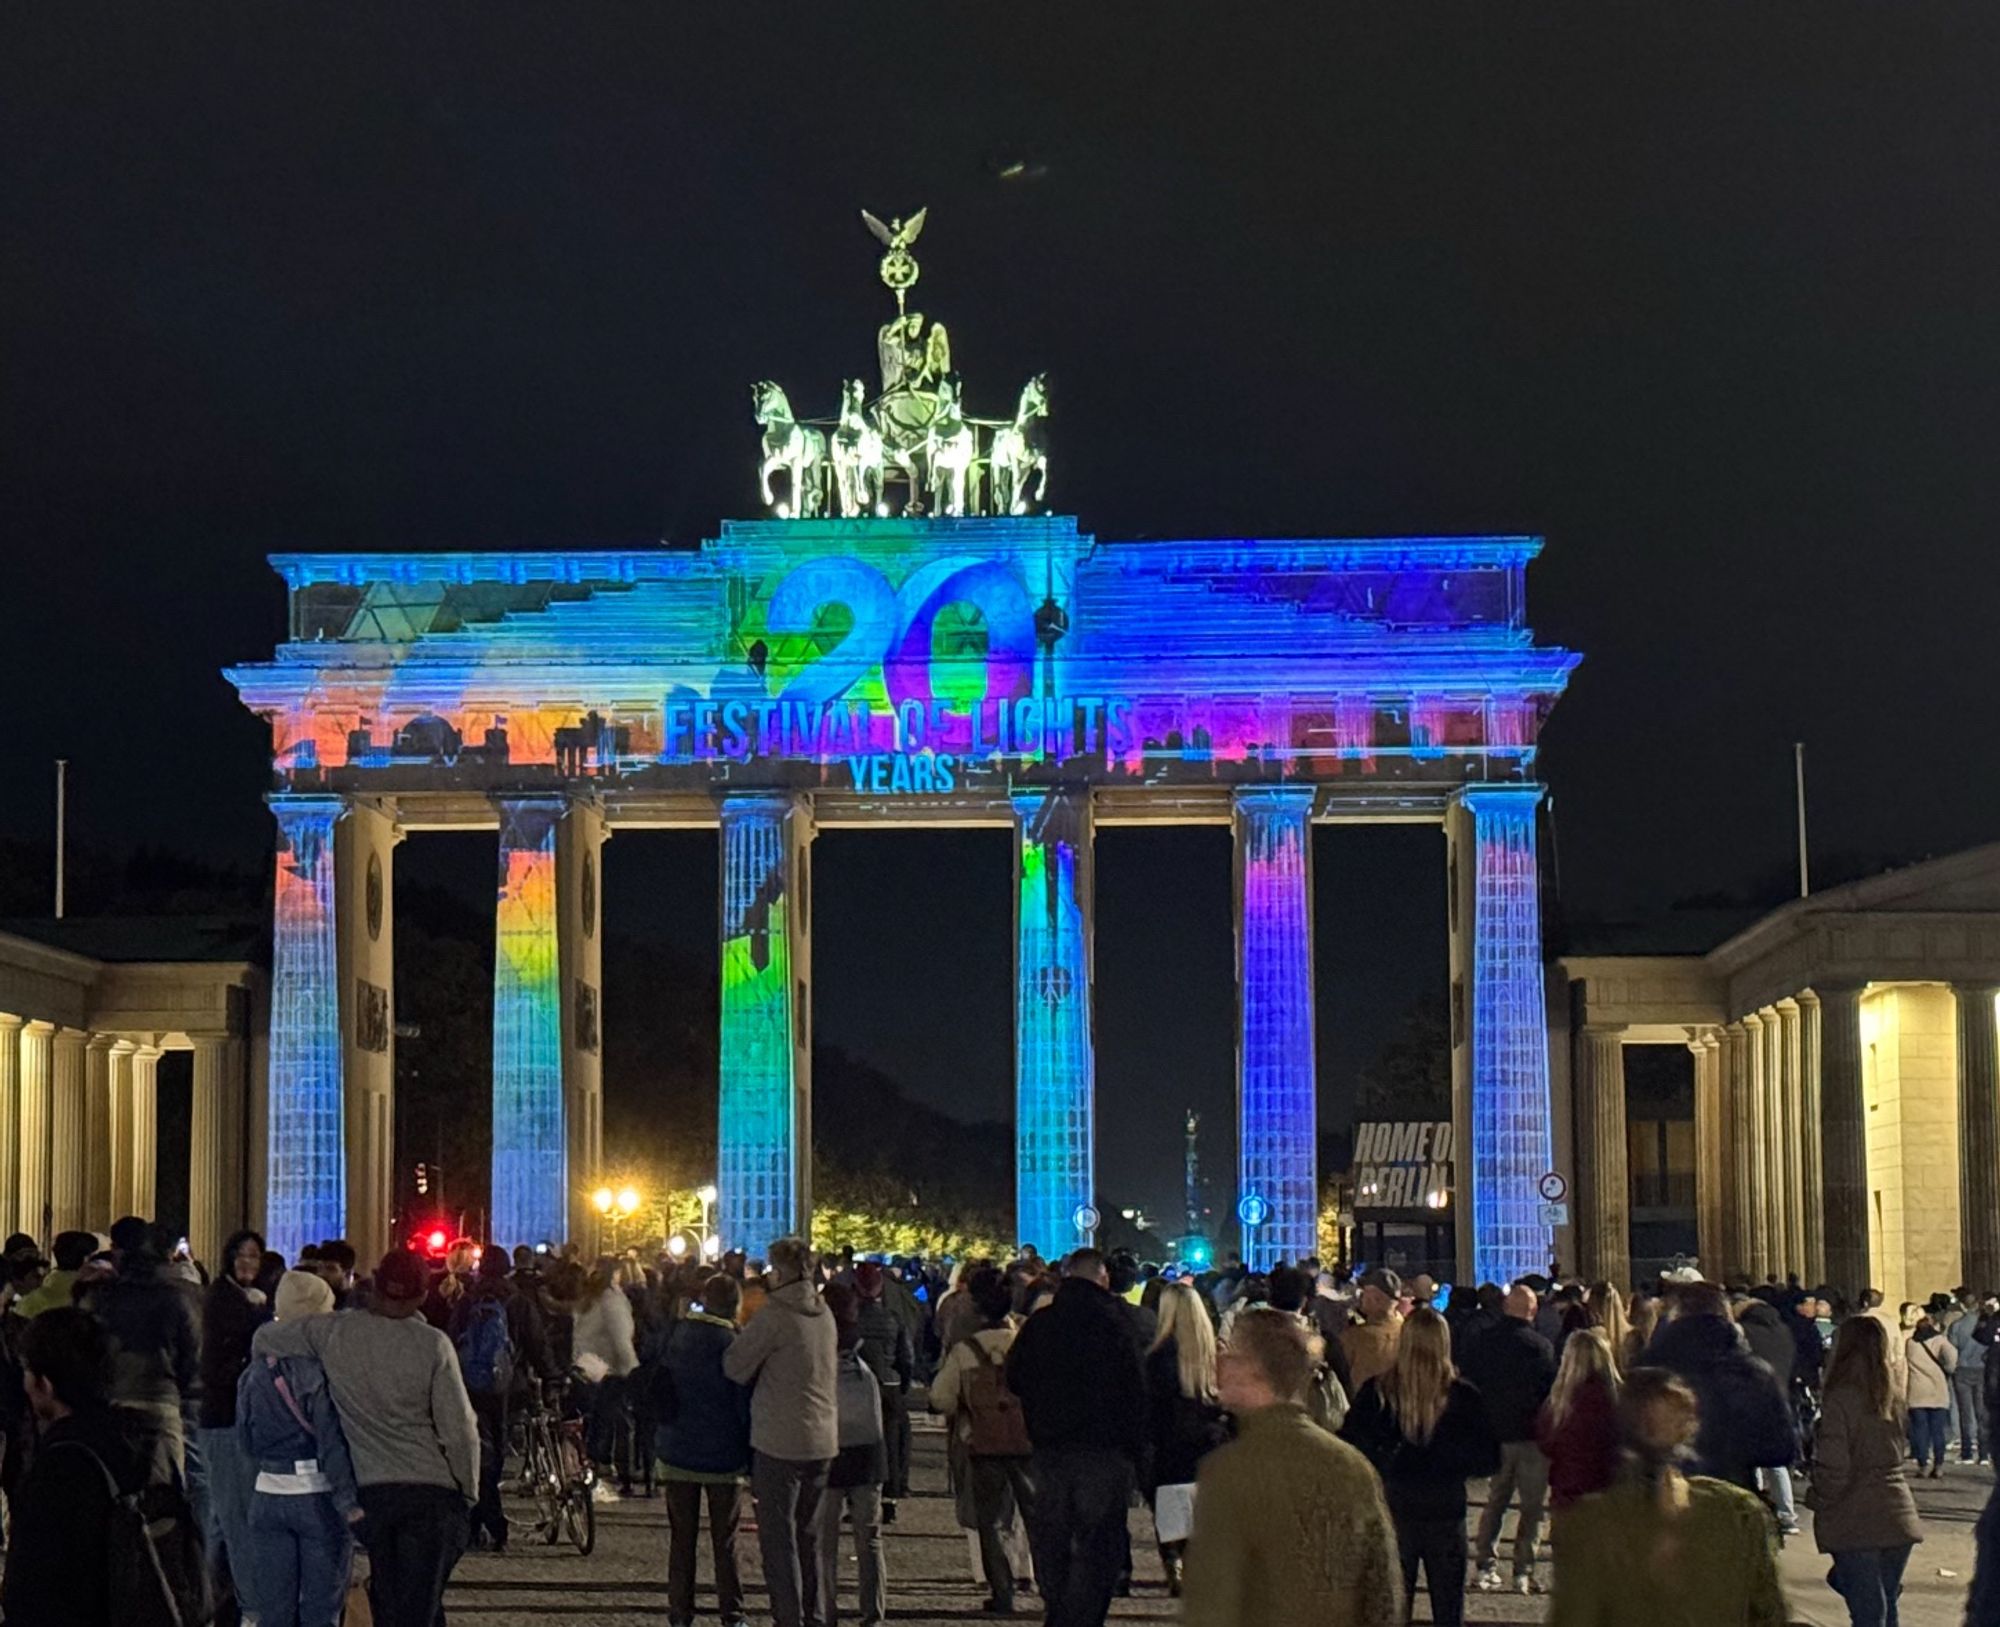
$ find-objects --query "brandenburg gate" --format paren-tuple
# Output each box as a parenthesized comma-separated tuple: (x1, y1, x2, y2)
(226, 212, 1579, 1278)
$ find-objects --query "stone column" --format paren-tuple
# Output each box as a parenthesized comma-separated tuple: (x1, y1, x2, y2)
(1446, 785, 1555, 1287)
(1723, 1021, 1750, 1277)
(1819, 985, 1870, 1298)
(1797, 991, 1826, 1284)
(1775, 999, 1805, 1283)
(1744, 1012, 1770, 1278)
(1232, 788, 1317, 1270)
(557, 802, 607, 1251)
(336, 799, 398, 1270)
(18, 1023, 54, 1243)
(0, 1015, 20, 1240)
(492, 797, 570, 1250)
(1691, 1030, 1725, 1276)
(49, 1030, 87, 1237)
(108, 1041, 136, 1219)
(1955, 983, 2000, 1293)
(1761, 1008, 1788, 1277)
(1576, 1025, 1631, 1286)
(1012, 787, 1096, 1261)
(188, 1034, 235, 1272)
(266, 795, 346, 1257)
(82, 1036, 113, 1228)
(131, 1044, 161, 1220)
(717, 793, 815, 1257)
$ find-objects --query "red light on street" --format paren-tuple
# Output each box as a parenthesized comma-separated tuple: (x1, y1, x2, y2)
(427, 1228, 447, 1252)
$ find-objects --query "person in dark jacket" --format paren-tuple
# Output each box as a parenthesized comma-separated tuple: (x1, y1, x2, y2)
(818, 1283, 888, 1627)
(1005, 1249, 1147, 1627)
(80, 1216, 202, 1490)
(1644, 1281, 1795, 1493)
(1459, 1284, 1556, 1594)
(1341, 1307, 1499, 1627)
(1734, 1294, 1802, 1532)
(448, 1243, 557, 1551)
(199, 1228, 269, 1618)
(650, 1272, 753, 1627)
(1, 1307, 147, 1627)
(852, 1262, 914, 1523)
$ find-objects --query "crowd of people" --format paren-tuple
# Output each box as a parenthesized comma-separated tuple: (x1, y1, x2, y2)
(4, 1217, 2000, 1626)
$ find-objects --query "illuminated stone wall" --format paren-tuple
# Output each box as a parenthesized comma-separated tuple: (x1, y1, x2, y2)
(268, 795, 345, 1256)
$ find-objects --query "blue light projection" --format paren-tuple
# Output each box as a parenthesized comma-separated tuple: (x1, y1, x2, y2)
(267, 795, 345, 1258)
(718, 794, 809, 1257)
(1463, 785, 1555, 1286)
(1014, 788, 1095, 1259)
(492, 797, 567, 1247)
(1235, 788, 1317, 1270)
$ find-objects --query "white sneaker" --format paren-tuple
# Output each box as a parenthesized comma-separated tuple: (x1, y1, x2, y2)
(591, 1482, 623, 1504)
(1474, 1565, 1503, 1593)
(1513, 1573, 1545, 1595)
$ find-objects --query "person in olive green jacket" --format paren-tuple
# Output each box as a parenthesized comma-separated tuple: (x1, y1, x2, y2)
(1549, 1366, 1786, 1627)
(1183, 1307, 1401, 1627)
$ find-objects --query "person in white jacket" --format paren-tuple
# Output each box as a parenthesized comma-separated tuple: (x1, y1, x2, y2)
(1904, 1314, 1957, 1477)
(573, 1261, 641, 1495)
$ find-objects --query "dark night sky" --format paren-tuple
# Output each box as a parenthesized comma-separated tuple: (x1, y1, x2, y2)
(4, 8, 1997, 1223)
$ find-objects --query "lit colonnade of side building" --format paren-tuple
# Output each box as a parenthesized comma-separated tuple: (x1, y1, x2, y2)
(1557, 846, 2000, 1301)
(227, 515, 1579, 1277)
(0, 922, 264, 1268)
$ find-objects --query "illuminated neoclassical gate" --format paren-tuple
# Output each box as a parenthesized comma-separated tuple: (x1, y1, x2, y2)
(228, 517, 1576, 1277)
(226, 214, 1578, 1278)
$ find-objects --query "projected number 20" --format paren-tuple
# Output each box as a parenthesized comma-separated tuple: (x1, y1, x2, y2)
(764, 557, 1037, 708)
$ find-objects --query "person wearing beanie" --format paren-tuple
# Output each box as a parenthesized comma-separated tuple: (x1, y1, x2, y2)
(237, 1268, 354, 1626)
(257, 1247, 478, 1626)
(852, 1262, 915, 1523)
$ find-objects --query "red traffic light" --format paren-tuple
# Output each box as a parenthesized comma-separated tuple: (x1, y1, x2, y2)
(428, 1229, 447, 1252)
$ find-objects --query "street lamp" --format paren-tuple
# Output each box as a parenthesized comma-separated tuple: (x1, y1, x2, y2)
(616, 1185, 641, 1218)
(592, 1186, 614, 1216)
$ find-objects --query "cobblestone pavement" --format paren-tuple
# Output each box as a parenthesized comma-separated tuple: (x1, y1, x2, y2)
(444, 1415, 1991, 1625)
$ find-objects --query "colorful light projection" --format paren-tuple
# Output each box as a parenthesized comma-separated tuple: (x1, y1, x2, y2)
(268, 795, 345, 1257)
(1462, 786, 1555, 1286)
(492, 797, 567, 1247)
(718, 795, 810, 1256)
(1013, 788, 1096, 1259)
(1234, 789, 1318, 1270)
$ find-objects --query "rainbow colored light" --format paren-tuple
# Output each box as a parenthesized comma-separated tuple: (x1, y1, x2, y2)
(267, 795, 345, 1257)
(492, 797, 566, 1247)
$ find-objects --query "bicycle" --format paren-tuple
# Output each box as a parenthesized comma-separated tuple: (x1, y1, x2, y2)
(521, 1375, 597, 1555)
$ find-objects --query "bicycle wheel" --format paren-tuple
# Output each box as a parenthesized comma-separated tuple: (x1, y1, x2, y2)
(527, 1422, 562, 1541)
(561, 1483, 596, 1556)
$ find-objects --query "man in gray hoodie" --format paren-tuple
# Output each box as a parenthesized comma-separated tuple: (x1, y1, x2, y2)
(725, 1237, 839, 1627)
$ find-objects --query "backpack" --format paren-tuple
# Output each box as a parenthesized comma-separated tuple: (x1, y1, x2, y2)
(456, 1296, 516, 1397)
(53, 1440, 211, 1627)
(836, 1348, 884, 1450)
(959, 1338, 1032, 1458)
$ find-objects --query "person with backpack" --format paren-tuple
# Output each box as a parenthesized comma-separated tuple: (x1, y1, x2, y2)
(237, 1269, 359, 1627)
(2, 1306, 158, 1627)
(449, 1243, 555, 1551)
(649, 1272, 753, 1627)
(259, 1247, 478, 1627)
(80, 1216, 203, 1492)
(932, 1264, 1035, 1614)
(817, 1283, 889, 1627)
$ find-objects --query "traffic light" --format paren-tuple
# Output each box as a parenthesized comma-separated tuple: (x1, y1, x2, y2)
(414, 1162, 429, 1196)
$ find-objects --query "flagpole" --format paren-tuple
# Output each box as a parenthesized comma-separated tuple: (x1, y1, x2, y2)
(1795, 742, 1810, 899)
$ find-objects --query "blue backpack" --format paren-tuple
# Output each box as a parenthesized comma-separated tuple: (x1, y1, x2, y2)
(456, 1297, 516, 1396)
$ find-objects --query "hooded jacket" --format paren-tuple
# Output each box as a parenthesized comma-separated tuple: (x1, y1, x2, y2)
(723, 1277, 839, 1462)
(1643, 1313, 1795, 1487)
(1004, 1276, 1148, 1459)
(1734, 1300, 1795, 1387)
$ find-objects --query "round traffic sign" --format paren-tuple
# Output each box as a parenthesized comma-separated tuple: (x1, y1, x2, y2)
(1073, 1205, 1101, 1234)
(1237, 1193, 1270, 1228)
(1538, 1172, 1568, 1203)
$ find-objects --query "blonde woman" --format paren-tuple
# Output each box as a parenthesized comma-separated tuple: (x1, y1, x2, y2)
(1548, 1369, 1786, 1626)
(1144, 1282, 1228, 1595)
(1339, 1305, 1498, 1627)
(1537, 1328, 1621, 1511)
(1624, 1294, 1661, 1371)
(1586, 1283, 1632, 1371)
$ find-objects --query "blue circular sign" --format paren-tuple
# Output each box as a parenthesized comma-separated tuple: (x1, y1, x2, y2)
(1074, 1205, 1101, 1234)
(1237, 1193, 1270, 1228)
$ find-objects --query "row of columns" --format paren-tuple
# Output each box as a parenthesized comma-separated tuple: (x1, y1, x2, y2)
(270, 781, 1555, 1277)
(1578, 981, 2000, 1297)
(0, 1020, 234, 1253)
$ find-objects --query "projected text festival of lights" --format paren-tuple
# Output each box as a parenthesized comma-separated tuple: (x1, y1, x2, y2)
(227, 214, 1579, 1279)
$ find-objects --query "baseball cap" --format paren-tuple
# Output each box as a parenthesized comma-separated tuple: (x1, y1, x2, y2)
(375, 1247, 429, 1303)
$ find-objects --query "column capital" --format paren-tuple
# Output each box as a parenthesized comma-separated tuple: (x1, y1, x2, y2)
(1451, 782, 1546, 813)
(21, 1019, 55, 1039)
(1740, 1010, 1766, 1032)
(0, 1013, 22, 1035)
(1774, 996, 1801, 1017)
(1580, 1023, 1629, 1042)
(1810, 981, 1867, 1005)
(1230, 785, 1316, 818)
(1793, 988, 1821, 1010)
(52, 1027, 87, 1052)
(85, 1033, 115, 1054)
(1952, 980, 2000, 1002)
